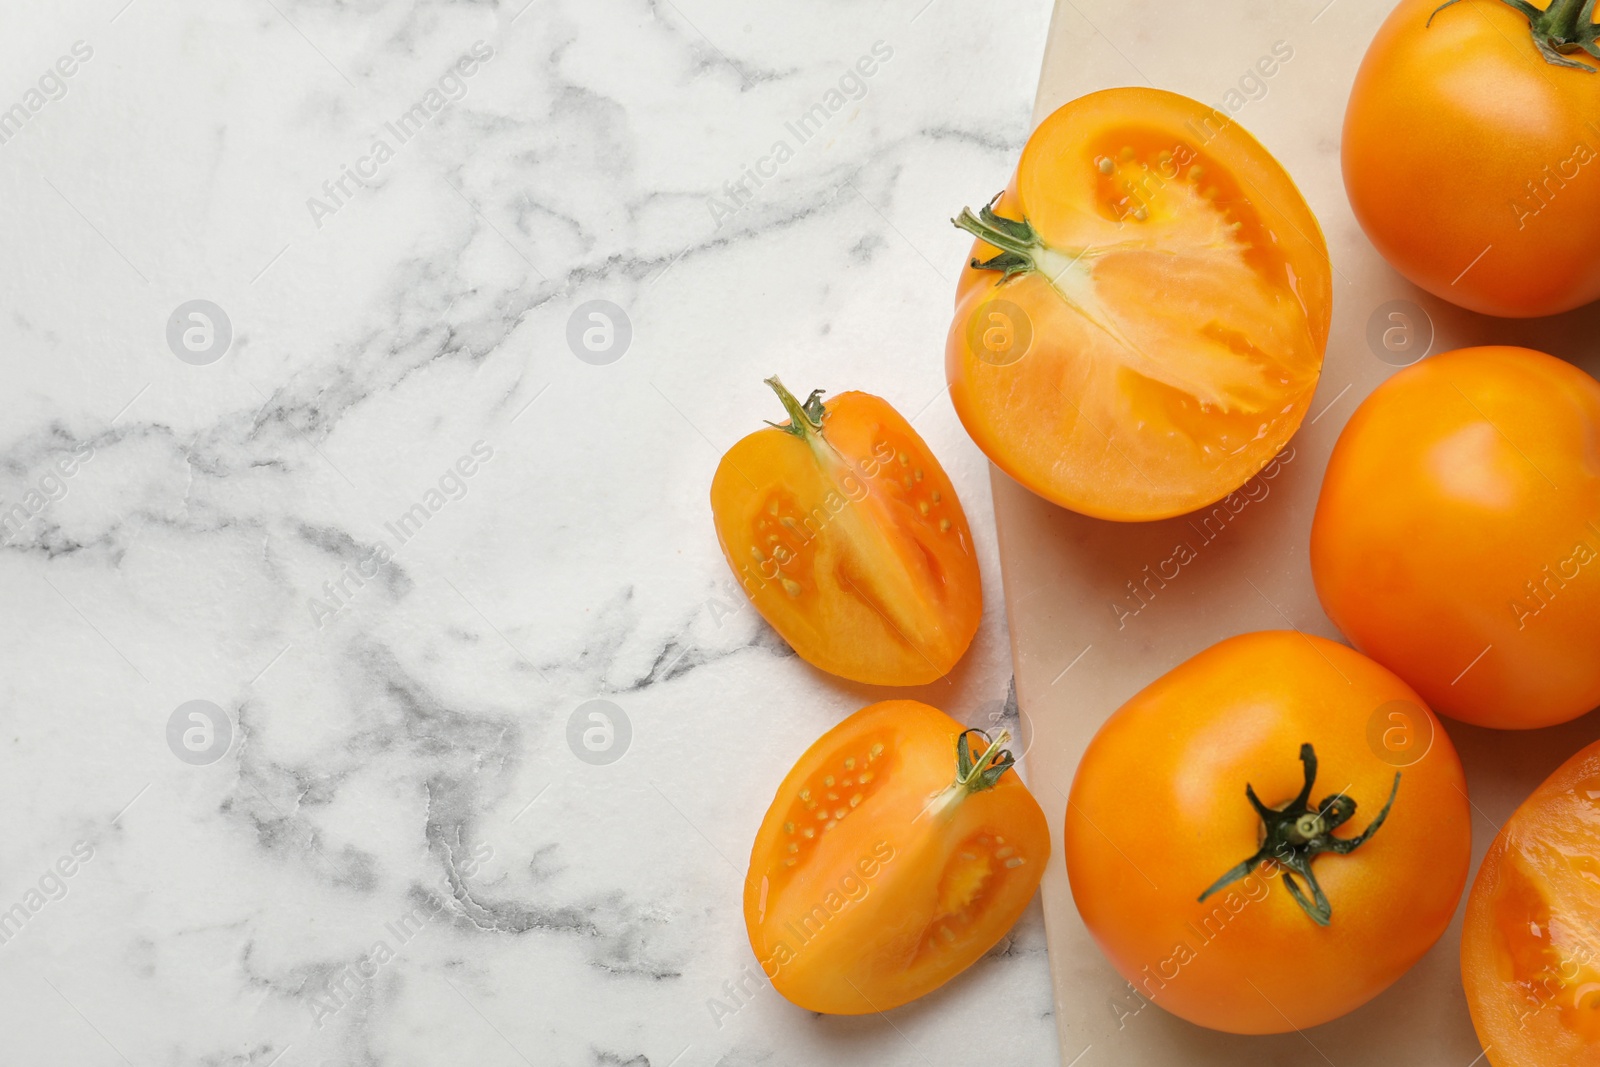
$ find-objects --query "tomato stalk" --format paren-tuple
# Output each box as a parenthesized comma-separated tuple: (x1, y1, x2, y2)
(924, 728, 1017, 820)
(1431, 0, 1600, 71)
(952, 199, 1091, 285)
(1198, 744, 1401, 927)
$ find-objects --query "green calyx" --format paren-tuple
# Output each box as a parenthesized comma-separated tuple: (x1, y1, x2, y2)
(764, 376, 828, 439)
(1431, 0, 1600, 71)
(1198, 743, 1401, 927)
(953, 728, 1017, 795)
(951, 198, 1048, 283)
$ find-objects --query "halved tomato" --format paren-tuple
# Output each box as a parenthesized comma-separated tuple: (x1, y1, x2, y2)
(1463, 738, 1600, 1066)
(745, 700, 1048, 1013)
(710, 380, 982, 686)
(947, 87, 1331, 521)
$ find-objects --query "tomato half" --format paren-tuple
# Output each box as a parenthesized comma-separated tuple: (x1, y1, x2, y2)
(1311, 346, 1600, 729)
(1463, 738, 1600, 1066)
(1343, 0, 1600, 317)
(745, 700, 1048, 1013)
(710, 381, 982, 686)
(946, 87, 1331, 521)
(1065, 631, 1472, 1034)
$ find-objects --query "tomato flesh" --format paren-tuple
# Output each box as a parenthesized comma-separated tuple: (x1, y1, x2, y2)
(745, 700, 1049, 1014)
(947, 88, 1330, 521)
(711, 389, 982, 686)
(1464, 741, 1600, 1065)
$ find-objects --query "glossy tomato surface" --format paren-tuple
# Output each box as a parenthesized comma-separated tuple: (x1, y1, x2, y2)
(1463, 738, 1600, 1066)
(711, 382, 982, 686)
(1312, 347, 1600, 729)
(947, 87, 1330, 521)
(745, 700, 1048, 1014)
(1343, 0, 1600, 317)
(1065, 631, 1471, 1034)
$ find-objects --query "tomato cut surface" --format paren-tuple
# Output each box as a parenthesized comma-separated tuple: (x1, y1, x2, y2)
(745, 700, 1048, 1014)
(711, 382, 982, 686)
(1464, 739, 1600, 1066)
(947, 87, 1330, 521)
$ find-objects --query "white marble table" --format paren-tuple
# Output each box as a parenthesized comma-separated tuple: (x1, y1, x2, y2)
(0, 1, 1059, 1064)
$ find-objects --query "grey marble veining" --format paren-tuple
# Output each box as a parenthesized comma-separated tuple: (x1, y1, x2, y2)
(0, 1, 1058, 1064)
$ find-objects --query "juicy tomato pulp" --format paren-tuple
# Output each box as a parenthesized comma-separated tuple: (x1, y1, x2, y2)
(1464, 740, 1600, 1066)
(1065, 632, 1471, 1034)
(947, 87, 1331, 521)
(1312, 347, 1600, 729)
(710, 382, 982, 686)
(1344, 0, 1600, 317)
(745, 700, 1048, 1013)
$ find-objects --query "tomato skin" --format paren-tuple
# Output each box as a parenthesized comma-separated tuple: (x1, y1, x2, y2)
(1311, 346, 1600, 729)
(1463, 739, 1600, 1067)
(1065, 631, 1471, 1034)
(710, 387, 982, 686)
(1343, 0, 1600, 317)
(947, 87, 1330, 521)
(745, 700, 1048, 1014)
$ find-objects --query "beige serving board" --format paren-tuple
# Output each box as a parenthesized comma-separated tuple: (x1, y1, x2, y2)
(1000, 2, 1600, 1064)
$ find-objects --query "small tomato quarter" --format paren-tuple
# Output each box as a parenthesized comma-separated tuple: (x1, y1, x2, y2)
(1463, 738, 1600, 1067)
(1311, 346, 1600, 729)
(745, 700, 1048, 1014)
(1343, 0, 1600, 317)
(710, 380, 982, 686)
(947, 87, 1330, 521)
(1065, 631, 1471, 1034)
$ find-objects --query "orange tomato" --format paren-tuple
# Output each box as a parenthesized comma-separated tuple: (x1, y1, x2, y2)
(1343, 0, 1600, 317)
(1065, 631, 1471, 1034)
(946, 87, 1330, 521)
(1311, 346, 1600, 729)
(710, 380, 982, 686)
(745, 700, 1048, 1013)
(1463, 738, 1600, 1066)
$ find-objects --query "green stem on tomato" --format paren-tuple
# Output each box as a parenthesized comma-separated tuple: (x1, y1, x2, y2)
(764, 376, 828, 440)
(1430, 0, 1600, 71)
(925, 728, 1018, 820)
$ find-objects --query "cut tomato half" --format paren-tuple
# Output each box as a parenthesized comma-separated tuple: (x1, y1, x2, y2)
(947, 87, 1331, 520)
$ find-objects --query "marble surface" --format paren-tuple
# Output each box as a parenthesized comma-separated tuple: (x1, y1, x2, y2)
(0, 1, 1059, 1065)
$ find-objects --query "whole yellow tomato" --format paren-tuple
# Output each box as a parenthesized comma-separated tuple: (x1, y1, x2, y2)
(1065, 631, 1471, 1034)
(1344, 0, 1600, 316)
(711, 380, 982, 686)
(947, 87, 1330, 521)
(745, 700, 1048, 1013)
(1312, 346, 1600, 729)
